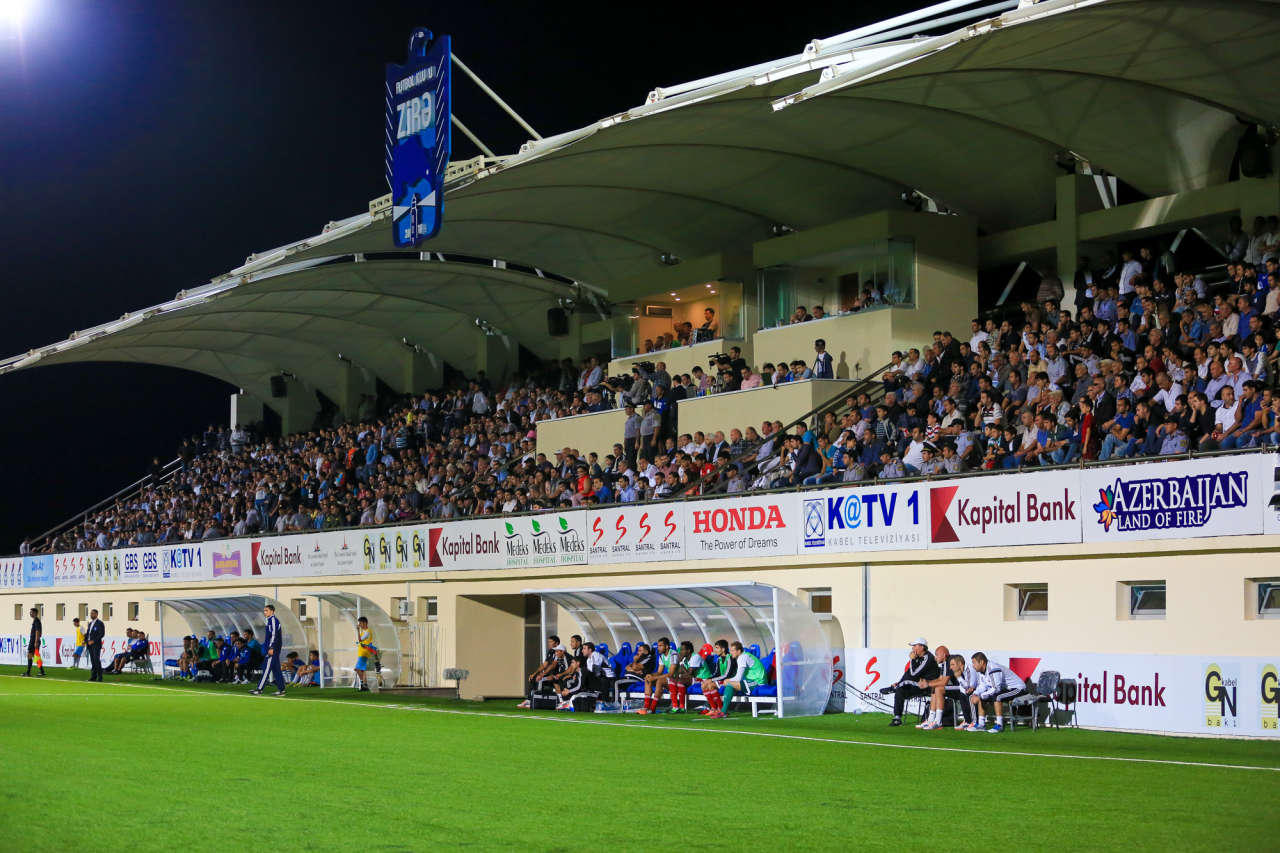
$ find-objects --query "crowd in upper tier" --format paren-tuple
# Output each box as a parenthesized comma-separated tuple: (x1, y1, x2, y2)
(23, 218, 1280, 553)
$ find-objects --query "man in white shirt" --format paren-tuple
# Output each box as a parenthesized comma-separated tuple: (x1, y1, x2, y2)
(903, 348, 926, 382)
(902, 427, 927, 472)
(968, 318, 988, 352)
(965, 652, 1026, 733)
(1214, 385, 1241, 437)
(1152, 373, 1183, 414)
(1224, 356, 1248, 401)
(1245, 215, 1273, 266)
(1117, 249, 1142, 300)
(635, 456, 659, 490)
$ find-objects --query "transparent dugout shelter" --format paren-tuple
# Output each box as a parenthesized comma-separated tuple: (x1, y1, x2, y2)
(151, 594, 307, 667)
(526, 582, 832, 717)
(302, 591, 402, 688)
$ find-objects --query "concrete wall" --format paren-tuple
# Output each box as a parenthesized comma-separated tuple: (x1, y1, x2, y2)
(535, 408, 627, 462)
(533, 378, 856, 462)
(6, 534, 1278, 699)
(753, 310, 898, 380)
(455, 594, 527, 699)
(751, 209, 978, 374)
(677, 379, 859, 438)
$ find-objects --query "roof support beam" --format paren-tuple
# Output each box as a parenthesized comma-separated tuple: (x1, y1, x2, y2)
(979, 175, 1280, 268)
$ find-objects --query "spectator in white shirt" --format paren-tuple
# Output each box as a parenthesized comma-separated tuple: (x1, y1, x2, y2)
(1152, 372, 1182, 414)
(968, 318, 988, 352)
(1118, 249, 1142, 300)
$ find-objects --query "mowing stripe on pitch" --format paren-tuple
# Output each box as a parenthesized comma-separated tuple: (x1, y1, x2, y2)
(3, 675, 1275, 773)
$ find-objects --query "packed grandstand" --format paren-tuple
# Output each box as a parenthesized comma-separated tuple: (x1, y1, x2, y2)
(22, 234, 1280, 556)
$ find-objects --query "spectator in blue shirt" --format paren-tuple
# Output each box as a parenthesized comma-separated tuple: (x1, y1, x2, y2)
(209, 638, 231, 682)
(231, 639, 253, 685)
(1099, 396, 1136, 460)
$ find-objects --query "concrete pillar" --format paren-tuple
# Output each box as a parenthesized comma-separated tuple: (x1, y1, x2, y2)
(557, 312, 585, 361)
(1055, 173, 1101, 310)
(395, 348, 443, 393)
(336, 362, 375, 420)
(476, 331, 516, 383)
(264, 377, 320, 436)
(229, 392, 264, 428)
(1238, 174, 1280, 229)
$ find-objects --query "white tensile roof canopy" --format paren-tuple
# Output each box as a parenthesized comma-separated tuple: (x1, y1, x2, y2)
(5, 0, 1277, 406)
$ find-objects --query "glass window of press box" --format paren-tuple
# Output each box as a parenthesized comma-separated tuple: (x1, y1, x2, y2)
(757, 238, 915, 329)
(611, 280, 744, 358)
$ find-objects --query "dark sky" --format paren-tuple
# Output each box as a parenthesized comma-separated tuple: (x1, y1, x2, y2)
(0, 0, 919, 551)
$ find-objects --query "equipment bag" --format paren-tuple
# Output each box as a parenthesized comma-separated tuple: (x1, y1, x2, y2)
(571, 693, 598, 712)
(530, 694, 559, 710)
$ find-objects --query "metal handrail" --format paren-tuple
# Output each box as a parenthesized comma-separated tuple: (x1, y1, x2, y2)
(28, 456, 182, 551)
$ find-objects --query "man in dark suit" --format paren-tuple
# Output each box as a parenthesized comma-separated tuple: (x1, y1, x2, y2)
(85, 609, 105, 681)
(789, 436, 823, 486)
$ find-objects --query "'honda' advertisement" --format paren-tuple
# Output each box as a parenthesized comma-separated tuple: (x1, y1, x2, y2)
(683, 494, 799, 560)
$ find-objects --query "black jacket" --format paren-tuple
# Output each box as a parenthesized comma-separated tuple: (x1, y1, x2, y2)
(893, 654, 940, 687)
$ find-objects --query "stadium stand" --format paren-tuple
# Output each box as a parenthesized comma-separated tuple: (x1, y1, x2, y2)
(3, 0, 1279, 748)
(29, 242, 1280, 553)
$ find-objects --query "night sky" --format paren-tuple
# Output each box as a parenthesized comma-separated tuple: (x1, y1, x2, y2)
(0, 0, 920, 551)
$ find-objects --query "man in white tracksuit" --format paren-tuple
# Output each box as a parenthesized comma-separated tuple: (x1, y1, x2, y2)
(966, 652, 1026, 733)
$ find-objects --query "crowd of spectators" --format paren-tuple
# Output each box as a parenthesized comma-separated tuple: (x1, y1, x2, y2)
(27, 227, 1280, 553)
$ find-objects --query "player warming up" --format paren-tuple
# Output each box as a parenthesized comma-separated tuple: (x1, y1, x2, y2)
(354, 616, 377, 692)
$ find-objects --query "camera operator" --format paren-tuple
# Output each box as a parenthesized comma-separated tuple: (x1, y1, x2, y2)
(713, 356, 740, 393)
(622, 366, 652, 408)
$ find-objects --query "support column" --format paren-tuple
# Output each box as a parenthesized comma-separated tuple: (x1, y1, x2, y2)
(476, 331, 516, 383)
(1055, 173, 1100, 310)
(265, 377, 320, 436)
(557, 312, 585, 362)
(336, 362, 375, 421)
(394, 348, 443, 394)
(1238, 174, 1280, 229)
(230, 392, 264, 428)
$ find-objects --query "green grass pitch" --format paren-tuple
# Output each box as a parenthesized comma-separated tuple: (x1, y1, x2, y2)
(1, 666, 1277, 851)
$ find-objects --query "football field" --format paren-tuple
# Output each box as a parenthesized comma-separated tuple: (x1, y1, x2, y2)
(1, 666, 1277, 851)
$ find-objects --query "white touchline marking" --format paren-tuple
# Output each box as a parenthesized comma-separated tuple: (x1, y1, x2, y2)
(0, 693, 186, 697)
(2, 675, 1275, 773)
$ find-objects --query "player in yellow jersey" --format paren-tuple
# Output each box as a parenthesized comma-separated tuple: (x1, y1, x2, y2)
(72, 617, 87, 669)
(354, 616, 376, 692)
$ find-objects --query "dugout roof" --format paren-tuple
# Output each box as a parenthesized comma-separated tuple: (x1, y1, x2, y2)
(4, 0, 1277, 402)
(152, 594, 308, 663)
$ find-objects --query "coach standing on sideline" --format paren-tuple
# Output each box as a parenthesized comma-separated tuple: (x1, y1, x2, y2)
(85, 609, 105, 681)
(250, 604, 286, 697)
